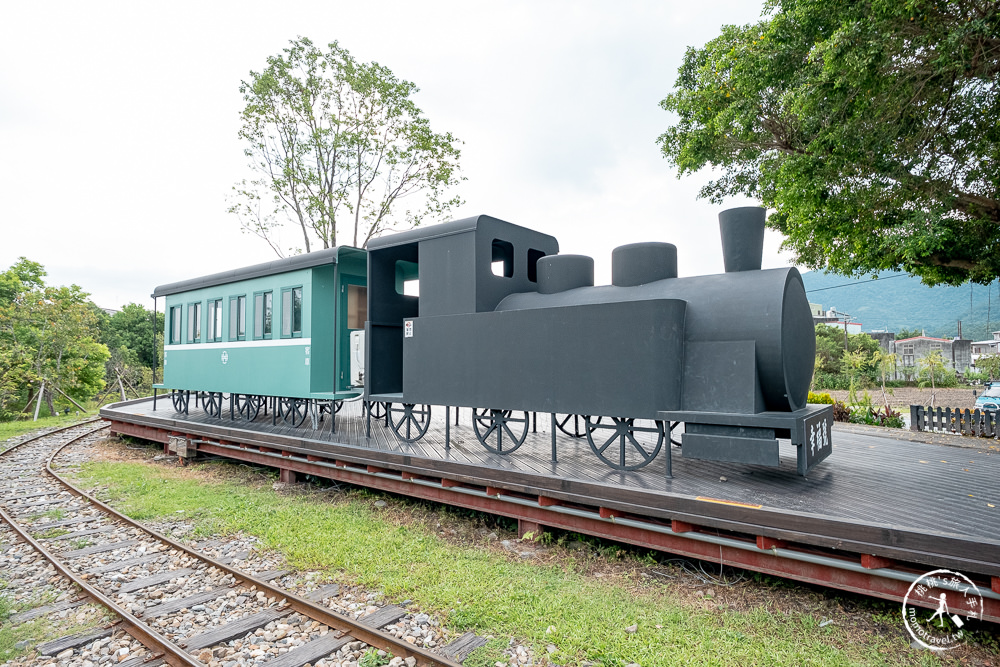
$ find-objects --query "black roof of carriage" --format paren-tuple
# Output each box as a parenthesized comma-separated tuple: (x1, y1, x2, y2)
(367, 215, 545, 251)
(152, 246, 363, 297)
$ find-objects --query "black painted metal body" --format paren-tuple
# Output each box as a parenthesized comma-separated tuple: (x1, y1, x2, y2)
(366, 208, 833, 475)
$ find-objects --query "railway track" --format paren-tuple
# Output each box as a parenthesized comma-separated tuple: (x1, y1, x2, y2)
(0, 422, 469, 667)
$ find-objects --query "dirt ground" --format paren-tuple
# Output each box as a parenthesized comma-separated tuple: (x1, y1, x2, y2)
(822, 386, 983, 410)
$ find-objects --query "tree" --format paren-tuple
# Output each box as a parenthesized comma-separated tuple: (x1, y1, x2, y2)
(976, 353, 1000, 380)
(873, 348, 898, 411)
(107, 303, 162, 370)
(229, 37, 464, 255)
(0, 258, 109, 419)
(812, 325, 881, 388)
(917, 349, 948, 406)
(895, 327, 924, 340)
(658, 0, 1000, 286)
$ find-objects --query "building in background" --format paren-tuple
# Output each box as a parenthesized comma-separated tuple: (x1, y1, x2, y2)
(971, 331, 1000, 366)
(890, 336, 972, 379)
(810, 303, 863, 335)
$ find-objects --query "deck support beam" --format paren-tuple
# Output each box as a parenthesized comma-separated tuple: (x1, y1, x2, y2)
(103, 416, 1000, 624)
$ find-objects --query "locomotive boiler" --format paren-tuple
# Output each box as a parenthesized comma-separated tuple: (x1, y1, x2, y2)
(365, 207, 833, 475)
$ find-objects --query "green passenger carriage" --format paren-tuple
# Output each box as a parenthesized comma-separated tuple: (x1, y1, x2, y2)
(153, 247, 368, 427)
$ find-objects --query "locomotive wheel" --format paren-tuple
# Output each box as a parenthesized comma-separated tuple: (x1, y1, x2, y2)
(235, 394, 262, 421)
(171, 390, 189, 414)
(201, 391, 222, 418)
(668, 421, 683, 447)
(389, 403, 431, 443)
(473, 408, 529, 454)
(364, 400, 388, 420)
(279, 397, 308, 428)
(585, 416, 664, 470)
(555, 414, 603, 438)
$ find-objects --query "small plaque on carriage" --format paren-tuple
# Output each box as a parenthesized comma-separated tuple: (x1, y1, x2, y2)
(404, 320, 414, 338)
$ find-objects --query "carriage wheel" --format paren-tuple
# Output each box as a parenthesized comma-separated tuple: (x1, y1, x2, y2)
(473, 408, 529, 454)
(388, 403, 431, 443)
(171, 390, 189, 414)
(316, 400, 343, 422)
(280, 397, 308, 428)
(585, 416, 664, 470)
(668, 421, 683, 447)
(365, 400, 388, 420)
(201, 391, 222, 418)
(555, 414, 603, 438)
(235, 394, 262, 421)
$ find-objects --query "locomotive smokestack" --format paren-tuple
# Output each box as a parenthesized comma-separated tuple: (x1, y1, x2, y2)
(719, 206, 766, 272)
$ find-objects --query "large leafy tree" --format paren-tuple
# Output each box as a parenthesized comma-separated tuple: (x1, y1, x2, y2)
(659, 0, 1000, 285)
(230, 37, 464, 255)
(105, 303, 162, 370)
(0, 258, 109, 418)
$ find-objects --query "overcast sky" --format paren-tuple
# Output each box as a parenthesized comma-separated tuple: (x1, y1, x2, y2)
(0, 0, 788, 311)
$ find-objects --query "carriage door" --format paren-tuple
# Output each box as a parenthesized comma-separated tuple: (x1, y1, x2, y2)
(340, 277, 367, 392)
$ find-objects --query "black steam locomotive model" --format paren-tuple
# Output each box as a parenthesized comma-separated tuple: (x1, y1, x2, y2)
(364, 207, 833, 476)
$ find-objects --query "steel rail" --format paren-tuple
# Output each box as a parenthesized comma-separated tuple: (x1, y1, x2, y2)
(45, 432, 462, 667)
(0, 416, 104, 454)
(0, 422, 203, 667)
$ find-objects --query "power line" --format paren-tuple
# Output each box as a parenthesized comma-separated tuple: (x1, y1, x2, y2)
(805, 273, 908, 293)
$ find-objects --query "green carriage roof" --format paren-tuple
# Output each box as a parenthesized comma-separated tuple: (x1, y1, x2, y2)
(152, 246, 363, 297)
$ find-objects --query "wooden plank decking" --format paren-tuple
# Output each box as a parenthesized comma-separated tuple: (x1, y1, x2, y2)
(103, 397, 1000, 576)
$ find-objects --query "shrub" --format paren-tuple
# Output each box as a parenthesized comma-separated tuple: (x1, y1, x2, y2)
(808, 391, 834, 404)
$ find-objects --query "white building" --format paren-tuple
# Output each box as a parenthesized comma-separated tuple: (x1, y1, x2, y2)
(810, 303, 863, 334)
(970, 331, 1000, 365)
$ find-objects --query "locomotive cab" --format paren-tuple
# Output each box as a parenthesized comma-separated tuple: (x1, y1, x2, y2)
(365, 215, 558, 398)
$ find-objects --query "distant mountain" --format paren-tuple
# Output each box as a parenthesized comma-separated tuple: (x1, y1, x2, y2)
(799, 270, 1000, 342)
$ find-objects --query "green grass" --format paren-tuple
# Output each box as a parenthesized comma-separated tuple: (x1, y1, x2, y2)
(28, 509, 66, 522)
(67, 460, 951, 667)
(1, 577, 106, 660)
(0, 413, 92, 444)
(0, 607, 109, 660)
(34, 528, 68, 539)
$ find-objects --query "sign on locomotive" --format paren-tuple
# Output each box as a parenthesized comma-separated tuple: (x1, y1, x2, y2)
(155, 207, 833, 477)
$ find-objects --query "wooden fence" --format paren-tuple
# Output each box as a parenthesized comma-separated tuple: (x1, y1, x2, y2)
(910, 405, 999, 438)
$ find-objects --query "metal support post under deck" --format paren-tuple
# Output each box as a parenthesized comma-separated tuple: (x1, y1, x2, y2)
(550, 413, 557, 462)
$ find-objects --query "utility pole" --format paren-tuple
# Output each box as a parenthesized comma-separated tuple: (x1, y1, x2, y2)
(830, 309, 854, 350)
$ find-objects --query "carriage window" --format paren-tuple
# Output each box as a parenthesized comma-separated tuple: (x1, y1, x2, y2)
(254, 291, 272, 339)
(207, 299, 223, 342)
(187, 302, 201, 343)
(347, 284, 367, 329)
(395, 260, 419, 296)
(169, 307, 182, 344)
(229, 295, 246, 340)
(527, 248, 546, 283)
(281, 287, 302, 337)
(491, 239, 514, 277)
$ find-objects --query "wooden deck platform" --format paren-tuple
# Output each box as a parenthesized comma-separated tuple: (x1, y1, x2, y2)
(101, 395, 1000, 583)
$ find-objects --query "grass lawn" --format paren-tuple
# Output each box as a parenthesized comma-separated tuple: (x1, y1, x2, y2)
(0, 413, 94, 444)
(66, 447, 999, 667)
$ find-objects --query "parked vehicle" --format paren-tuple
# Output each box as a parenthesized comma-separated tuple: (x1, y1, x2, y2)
(976, 382, 1000, 411)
